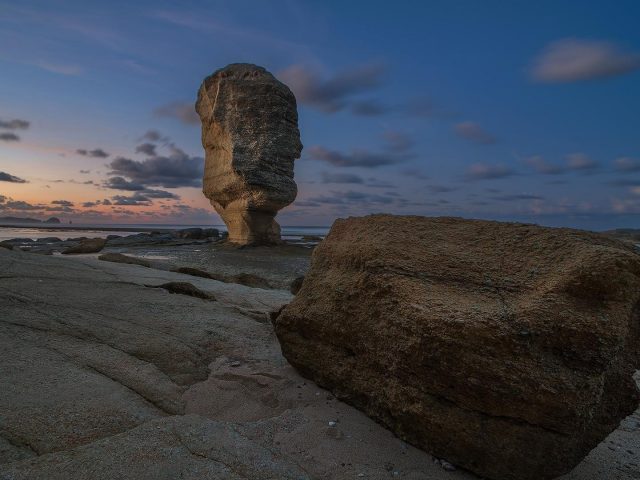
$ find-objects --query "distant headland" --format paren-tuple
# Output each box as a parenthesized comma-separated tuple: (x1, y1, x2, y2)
(0, 216, 60, 224)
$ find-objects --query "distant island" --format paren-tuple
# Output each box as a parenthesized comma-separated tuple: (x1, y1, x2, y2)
(0, 216, 60, 224)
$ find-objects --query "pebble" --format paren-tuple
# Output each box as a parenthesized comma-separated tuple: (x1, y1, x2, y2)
(230, 361, 241, 367)
(440, 460, 456, 471)
(434, 458, 456, 471)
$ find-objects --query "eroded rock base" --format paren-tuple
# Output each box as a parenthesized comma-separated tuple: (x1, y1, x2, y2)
(215, 202, 282, 245)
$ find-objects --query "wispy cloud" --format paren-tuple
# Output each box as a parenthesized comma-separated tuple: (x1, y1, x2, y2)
(524, 153, 599, 174)
(0, 171, 27, 183)
(530, 38, 640, 83)
(29, 60, 83, 76)
(104, 176, 146, 191)
(135, 143, 157, 156)
(320, 172, 364, 184)
(0, 133, 20, 142)
(465, 163, 514, 180)
(490, 193, 544, 201)
(307, 145, 408, 168)
(111, 193, 152, 206)
(614, 157, 640, 172)
(154, 101, 199, 125)
(350, 100, 391, 116)
(108, 149, 203, 188)
(76, 148, 110, 158)
(382, 131, 415, 153)
(1, 200, 41, 211)
(427, 184, 457, 193)
(279, 62, 386, 113)
(139, 130, 169, 143)
(111, 189, 179, 206)
(152, 10, 313, 61)
(403, 96, 458, 119)
(401, 168, 429, 180)
(454, 121, 497, 145)
(524, 155, 565, 174)
(566, 153, 598, 172)
(307, 190, 397, 206)
(307, 130, 415, 169)
(0, 118, 29, 130)
(51, 199, 74, 207)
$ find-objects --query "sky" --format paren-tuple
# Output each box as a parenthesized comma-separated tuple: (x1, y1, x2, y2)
(1, 0, 640, 230)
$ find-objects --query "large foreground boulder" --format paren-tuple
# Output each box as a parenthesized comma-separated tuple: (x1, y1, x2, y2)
(274, 215, 640, 480)
(195, 63, 302, 245)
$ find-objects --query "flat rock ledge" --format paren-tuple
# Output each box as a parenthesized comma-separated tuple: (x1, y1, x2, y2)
(0, 244, 638, 480)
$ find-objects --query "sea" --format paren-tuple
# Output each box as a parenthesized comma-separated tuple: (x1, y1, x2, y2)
(0, 223, 330, 242)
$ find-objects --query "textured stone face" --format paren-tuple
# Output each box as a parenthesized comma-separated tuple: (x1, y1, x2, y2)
(196, 63, 302, 245)
(275, 214, 640, 480)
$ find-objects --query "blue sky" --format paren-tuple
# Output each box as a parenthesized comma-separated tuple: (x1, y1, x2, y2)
(1, 0, 639, 229)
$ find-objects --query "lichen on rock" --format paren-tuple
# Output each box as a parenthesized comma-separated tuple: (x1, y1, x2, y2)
(196, 63, 302, 245)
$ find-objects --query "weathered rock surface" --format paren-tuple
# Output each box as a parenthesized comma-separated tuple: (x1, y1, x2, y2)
(150, 282, 215, 300)
(171, 267, 271, 289)
(1, 246, 638, 480)
(175, 227, 219, 239)
(36, 237, 62, 243)
(275, 214, 640, 480)
(0, 415, 309, 480)
(98, 253, 151, 267)
(61, 237, 106, 254)
(0, 249, 292, 470)
(289, 275, 304, 295)
(227, 273, 271, 289)
(196, 63, 302, 245)
(4, 238, 33, 245)
(171, 266, 220, 280)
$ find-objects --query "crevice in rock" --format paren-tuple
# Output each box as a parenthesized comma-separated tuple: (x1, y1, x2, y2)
(80, 362, 178, 416)
(4, 322, 183, 415)
(0, 430, 40, 457)
(0, 293, 211, 383)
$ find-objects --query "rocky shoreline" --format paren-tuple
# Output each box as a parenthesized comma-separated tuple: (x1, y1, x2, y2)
(0, 220, 638, 479)
(0, 228, 315, 290)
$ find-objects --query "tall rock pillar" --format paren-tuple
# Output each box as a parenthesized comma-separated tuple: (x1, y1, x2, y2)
(196, 63, 302, 245)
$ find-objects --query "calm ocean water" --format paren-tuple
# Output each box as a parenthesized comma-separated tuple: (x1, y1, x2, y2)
(0, 223, 329, 242)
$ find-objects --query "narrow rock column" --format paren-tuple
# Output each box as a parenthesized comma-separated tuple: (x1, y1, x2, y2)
(195, 63, 302, 245)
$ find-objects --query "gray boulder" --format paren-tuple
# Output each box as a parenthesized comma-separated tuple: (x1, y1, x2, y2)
(37, 237, 62, 243)
(174, 228, 218, 240)
(98, 253, 151, 268)
(62, 238, 106, 254)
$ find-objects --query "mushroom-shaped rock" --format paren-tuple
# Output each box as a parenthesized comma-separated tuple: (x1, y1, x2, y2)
(196, 63, 302, 245)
